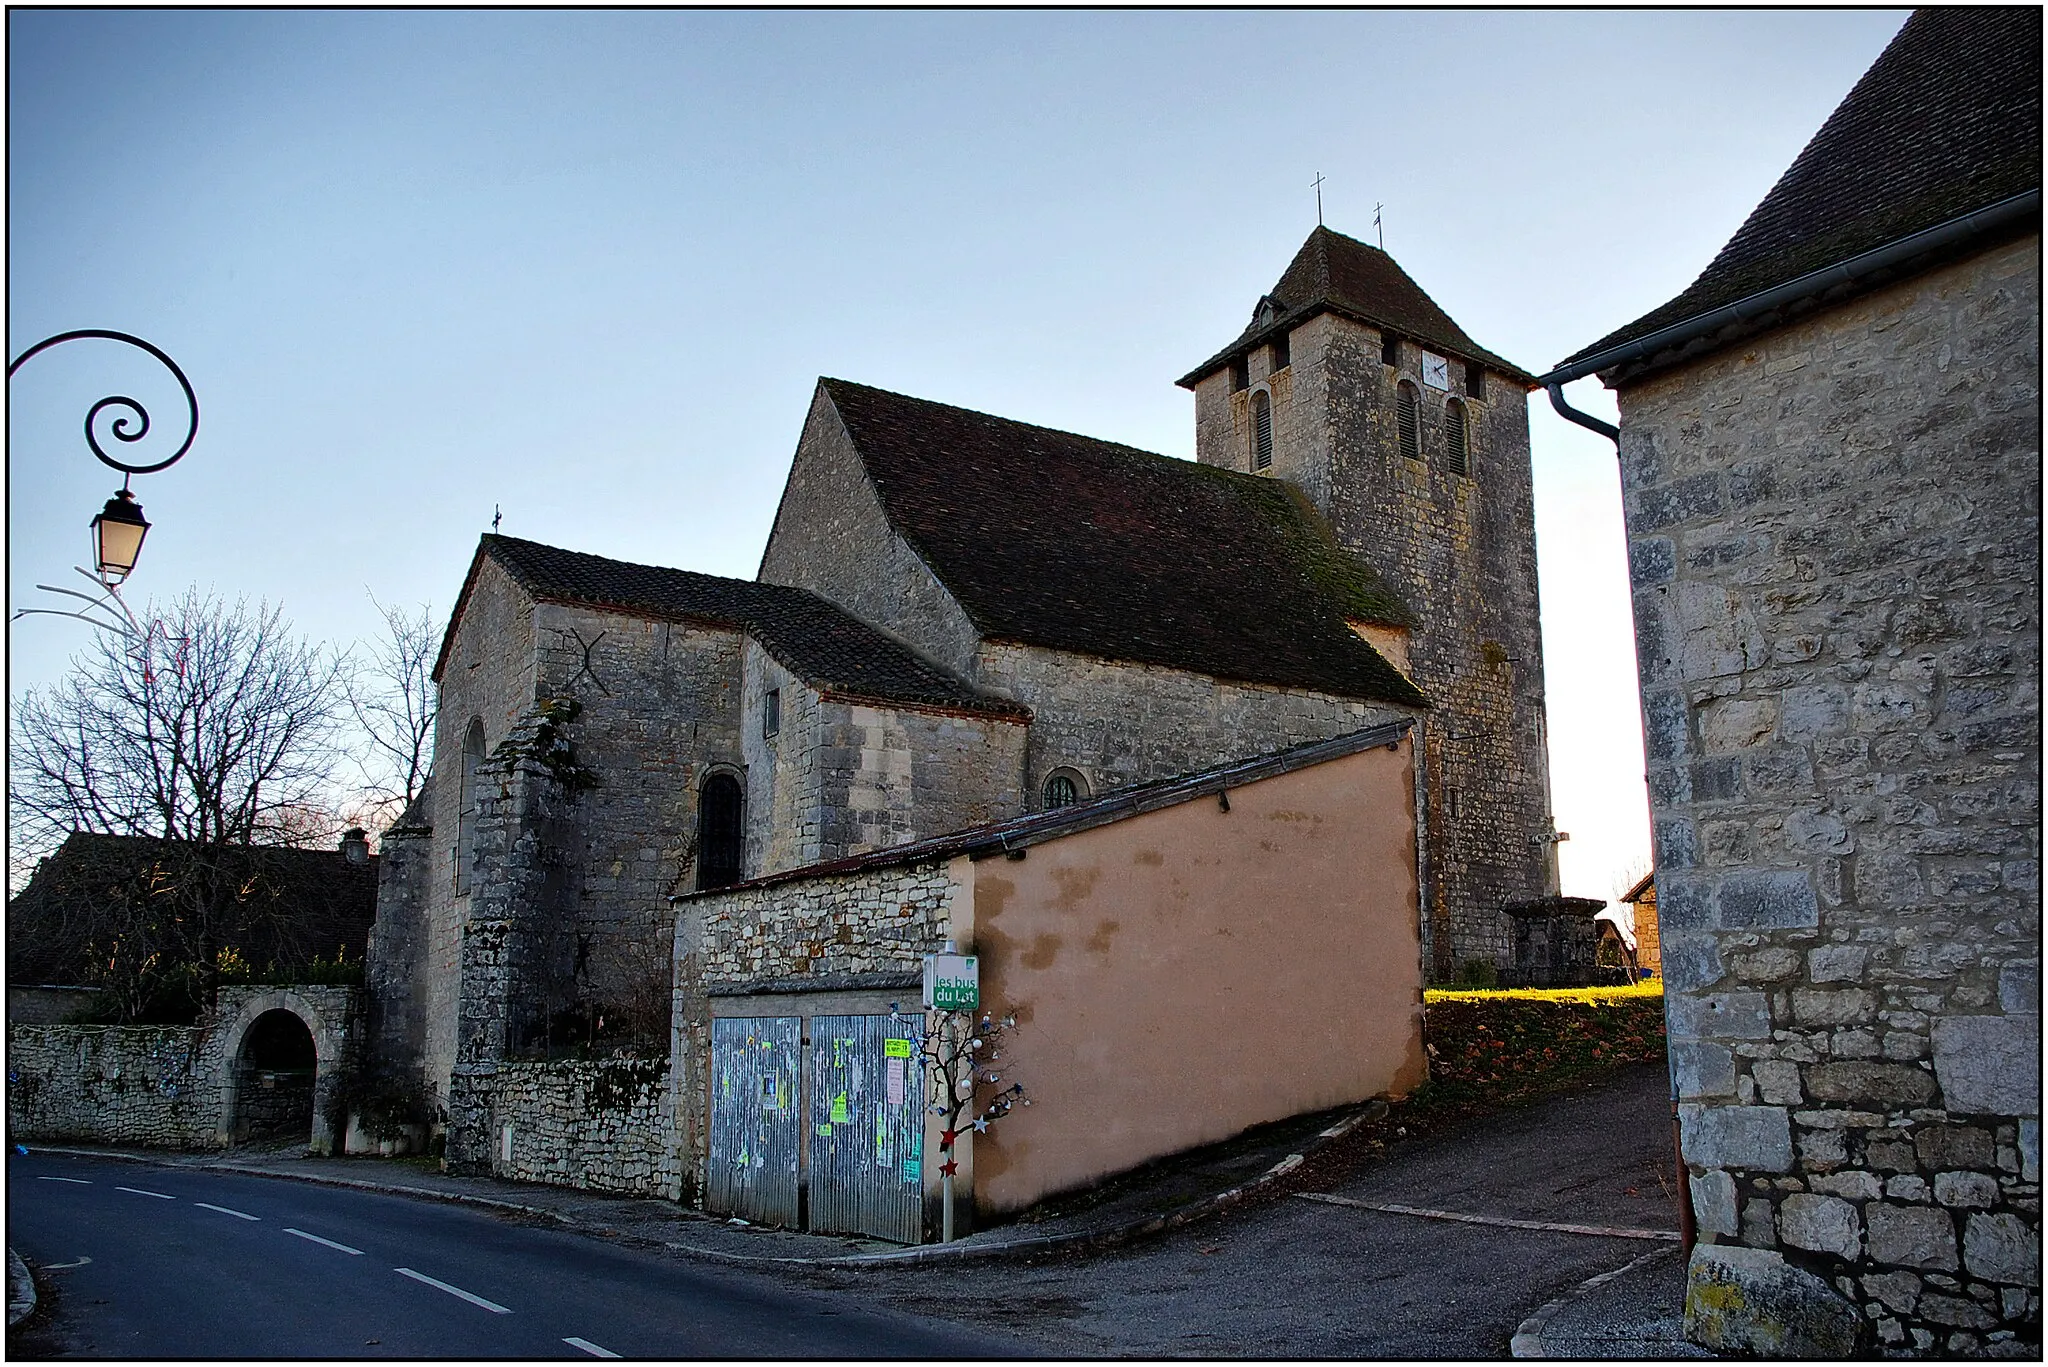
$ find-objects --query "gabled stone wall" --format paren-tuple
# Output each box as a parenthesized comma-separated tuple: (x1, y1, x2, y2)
(1617, 238, 2040, 1357)
(759, 384, 984, 677)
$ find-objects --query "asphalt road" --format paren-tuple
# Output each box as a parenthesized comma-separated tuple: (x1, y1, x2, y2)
(6, 1154, 1022, 1359)
(796, 1063, 1682, 1358)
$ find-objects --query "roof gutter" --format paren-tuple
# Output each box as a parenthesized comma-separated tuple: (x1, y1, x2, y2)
(1536, 187, 2042, 446)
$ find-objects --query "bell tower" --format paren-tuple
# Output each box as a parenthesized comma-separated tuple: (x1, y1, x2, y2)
(1178, 226, 1558, 981)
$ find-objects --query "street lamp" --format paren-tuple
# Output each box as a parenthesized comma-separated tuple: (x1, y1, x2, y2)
(8, 329, 199, 585)
(92, 489, 151, 582)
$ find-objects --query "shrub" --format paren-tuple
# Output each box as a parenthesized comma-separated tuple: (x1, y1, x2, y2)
(1421, 984, 1666, 1100)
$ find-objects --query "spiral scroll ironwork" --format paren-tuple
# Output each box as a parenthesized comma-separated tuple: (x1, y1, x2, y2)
(7, 329, 199, 482)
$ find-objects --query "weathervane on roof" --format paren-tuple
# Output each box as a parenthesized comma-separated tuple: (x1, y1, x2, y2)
(1311, 171, 1326, 227)
(493, 504, 502, 533)
(1375, 203, 1385, 251)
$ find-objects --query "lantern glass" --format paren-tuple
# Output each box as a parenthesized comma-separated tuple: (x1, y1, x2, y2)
(92, 491, 150, 581)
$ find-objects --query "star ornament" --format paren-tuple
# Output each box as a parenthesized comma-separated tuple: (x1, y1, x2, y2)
(940, 1158, 959, 1176)
(972, 1118, 990, 1134)
(940, 1129, 958, 1148)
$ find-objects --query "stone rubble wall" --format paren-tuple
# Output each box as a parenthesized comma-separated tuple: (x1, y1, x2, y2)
(8, 1023, 220, 1148)
(478, 1055, 679, 1199)
(687, 860, 954, 987)
(1618, 238, 2040, 1357)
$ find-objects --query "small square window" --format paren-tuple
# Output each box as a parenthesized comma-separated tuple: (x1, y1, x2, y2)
(1466, 364, 1486, 401)
(1381, 332, 1400, 368)
(1270, 333, 1291, 371)
(1229, 357, 1249, 392)
(763, 688, 780, 737)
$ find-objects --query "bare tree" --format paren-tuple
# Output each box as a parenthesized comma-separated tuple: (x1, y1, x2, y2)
(343, 594, 440, 836)
(9, 590, 353, 1017)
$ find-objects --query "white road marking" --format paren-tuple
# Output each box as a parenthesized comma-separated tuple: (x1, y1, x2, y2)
(114, 1186, 175, 1200)
(564, 1337, 620, 1358)
(195, 1202, 260, 1221)
(285, 1228, 364, 1254)
(1296, 1192, 1681, 1242)
(36, 1176, 91, 1184)
(395, 1267, 512, 1314)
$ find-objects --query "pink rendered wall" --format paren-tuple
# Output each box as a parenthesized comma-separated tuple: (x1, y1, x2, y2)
(967, 736, 1425, 1212)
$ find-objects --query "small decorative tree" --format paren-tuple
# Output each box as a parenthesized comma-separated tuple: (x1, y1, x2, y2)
(917, 1006, 1028, 1241)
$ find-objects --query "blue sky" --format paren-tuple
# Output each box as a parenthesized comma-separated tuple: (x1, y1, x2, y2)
(7, 8, 1909, 895)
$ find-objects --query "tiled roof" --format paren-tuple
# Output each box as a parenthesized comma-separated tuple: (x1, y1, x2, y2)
(820, 379, 1428, 708)
(455, 535, 1029, 719)
(677, 718, 1415, 899)
(6, 832, 378, 987)
(1179, 227, 1535, 389)
(1564, 8, 2041, 368)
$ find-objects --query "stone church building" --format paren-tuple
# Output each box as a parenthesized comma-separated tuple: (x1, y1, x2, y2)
(367, 228, 1560, 1154)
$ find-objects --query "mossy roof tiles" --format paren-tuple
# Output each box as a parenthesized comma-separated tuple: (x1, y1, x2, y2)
(820, 378, 1427, 709)
(1565, 8, 2041, 368)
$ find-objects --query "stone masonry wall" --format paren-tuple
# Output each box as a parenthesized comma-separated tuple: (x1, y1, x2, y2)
(759, 383, 985, 678)
(685, 860, 955, 989)
(8, 1023, 218, 1148)
(812, 701, 1028, 855)
(414, 556, 538, 1112)
(480, 1056, 679, 1199)
(744, 642, 827, 874)
(1194, 308, 1555, 977)
(976, 639, 1411, 807)
(1618, 238, 2040, 1356)
(363, 786, 436, 1100)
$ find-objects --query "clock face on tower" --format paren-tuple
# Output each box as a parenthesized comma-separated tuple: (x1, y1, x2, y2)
(1421, 351, 1451, 391)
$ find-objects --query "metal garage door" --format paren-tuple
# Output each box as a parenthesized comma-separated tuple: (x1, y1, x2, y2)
(708, 1016, 801, 1228)
(807, 1014, 924, 1243)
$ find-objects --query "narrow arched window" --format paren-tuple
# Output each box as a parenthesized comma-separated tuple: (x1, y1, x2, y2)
(1445, 398, 1470, 477)
(1397, 382, 1421, 462)
(1042, 768, 1088, 810)
(1250, 391, 1273, 472)
(698, 773, 744, 890)
(455, 719, 485, 893)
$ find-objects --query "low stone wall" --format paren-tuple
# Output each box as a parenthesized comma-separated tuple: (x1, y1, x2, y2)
(8, 1024, 219, 1149)
(478, 1055, 679, 1199)
(690, 859, 953, 985)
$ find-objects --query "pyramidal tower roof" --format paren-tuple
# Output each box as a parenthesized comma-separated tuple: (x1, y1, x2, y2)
(1179, 226, 1534, 389)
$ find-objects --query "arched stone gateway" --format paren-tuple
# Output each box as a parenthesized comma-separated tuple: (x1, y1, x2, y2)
(212, 985, 360, 1155)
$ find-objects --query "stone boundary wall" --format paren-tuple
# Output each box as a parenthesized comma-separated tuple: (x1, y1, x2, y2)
(478, 1055, 679, 1199)
(8, 1023, 219, 1148)
(8, 985, 363, 1153)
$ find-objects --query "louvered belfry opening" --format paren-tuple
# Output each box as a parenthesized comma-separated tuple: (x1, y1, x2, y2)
(1251, 390, 1274, 472)
(698, 773, 744, 889)
(1445, 398, 1469, 477)
(1397, 381, 1421, 461)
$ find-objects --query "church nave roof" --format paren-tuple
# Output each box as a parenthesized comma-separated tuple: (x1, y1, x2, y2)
(820, 378, 1429, 710)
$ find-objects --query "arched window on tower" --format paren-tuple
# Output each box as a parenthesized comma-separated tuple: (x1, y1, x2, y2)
(698, 773, 744, 890)
(1445, 398, 1470, 477)
(1397, 381, 1421, 462)
(455, 719, 485, 894)
(1250, 390, 1273, 472)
